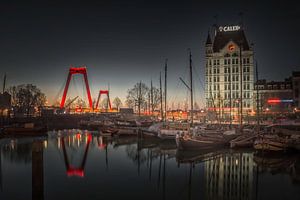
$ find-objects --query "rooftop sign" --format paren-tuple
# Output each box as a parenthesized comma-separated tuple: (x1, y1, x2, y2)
(218, 25, 241, 32)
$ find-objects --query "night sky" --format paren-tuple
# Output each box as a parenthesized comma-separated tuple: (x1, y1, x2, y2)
(1, 0, 300, 107)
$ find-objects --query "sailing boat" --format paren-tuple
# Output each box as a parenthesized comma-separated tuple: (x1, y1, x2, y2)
(176, 50, 241, 150)
(156, 59, 189, 139)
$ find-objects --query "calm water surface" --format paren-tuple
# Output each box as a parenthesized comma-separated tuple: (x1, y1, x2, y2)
(0, 130, 299, 200)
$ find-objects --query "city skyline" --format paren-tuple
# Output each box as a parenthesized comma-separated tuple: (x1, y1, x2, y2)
(1, 1, 300, 107)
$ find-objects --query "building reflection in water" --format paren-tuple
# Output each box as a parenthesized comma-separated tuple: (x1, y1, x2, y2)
(204, 152, 254, 200)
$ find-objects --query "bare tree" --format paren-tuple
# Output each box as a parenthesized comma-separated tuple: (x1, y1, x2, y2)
(113, 97, 122, 110)
(126, 82, 149, 113)
(9, 84, 46, 117)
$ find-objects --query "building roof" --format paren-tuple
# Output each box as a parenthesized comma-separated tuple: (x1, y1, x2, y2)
(206, 32, 212, 45)
(292, 71, 300, 77)
(213, 29, 250, 52)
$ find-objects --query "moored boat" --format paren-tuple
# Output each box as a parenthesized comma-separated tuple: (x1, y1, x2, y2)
(3, 123, 47, 136)
(254, 136, 288, 151)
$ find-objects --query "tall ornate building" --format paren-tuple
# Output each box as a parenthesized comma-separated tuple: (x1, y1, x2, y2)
(205, 25, 254, 121)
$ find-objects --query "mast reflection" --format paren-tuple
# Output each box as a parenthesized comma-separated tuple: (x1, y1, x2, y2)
(32, 140, 44, 200)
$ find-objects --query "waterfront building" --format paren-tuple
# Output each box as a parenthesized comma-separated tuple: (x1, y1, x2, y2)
(205, 25, 254, 121)
(254, 78, 294, 114)
(292, 71, 300, 109)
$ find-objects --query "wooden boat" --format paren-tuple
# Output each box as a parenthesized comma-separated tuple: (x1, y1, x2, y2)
(254, 136, 288, 151)
(158, 129, 188, 140)
(176, 132, 240, 151)
(3, 123, 47, 136)
(99, 125, 119, 136)
(159, 122, 190, 140)
(230, 134, 257, 148)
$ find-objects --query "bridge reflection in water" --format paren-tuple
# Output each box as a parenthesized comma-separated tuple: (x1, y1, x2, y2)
(0, 131, 299, 200)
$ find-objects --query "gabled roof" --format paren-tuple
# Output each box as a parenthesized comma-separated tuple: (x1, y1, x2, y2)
(213, 29, 250, 52)
(206, 32, 212, 45)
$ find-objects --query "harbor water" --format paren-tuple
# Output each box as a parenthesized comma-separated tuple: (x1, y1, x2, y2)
(0, 130, 299, 200)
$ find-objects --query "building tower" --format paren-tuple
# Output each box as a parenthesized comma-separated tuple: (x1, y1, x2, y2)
(205, 25, 254, 121)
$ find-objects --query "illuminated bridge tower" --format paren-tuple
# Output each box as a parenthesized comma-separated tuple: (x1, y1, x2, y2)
(60, 66, 93, 110)
(205, 25, 254, 121)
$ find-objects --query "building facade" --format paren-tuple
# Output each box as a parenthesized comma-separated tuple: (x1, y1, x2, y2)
(253, 78, 294, 114)
(205, 25, 254, 121)
(292, 71, 300, 109)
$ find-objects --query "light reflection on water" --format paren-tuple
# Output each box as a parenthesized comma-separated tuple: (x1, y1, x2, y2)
(0, 130, 299, 200)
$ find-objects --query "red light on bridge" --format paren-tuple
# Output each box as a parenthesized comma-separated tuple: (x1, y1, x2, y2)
(67, 168, 84, 177)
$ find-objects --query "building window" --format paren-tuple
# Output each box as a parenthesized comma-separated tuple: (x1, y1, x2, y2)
(236, 84, 239, 90)
(213, 60, 216, 65)
(233, 76, 235, 81)
(217, 68, 220, 74)
(228, 59, 231, 64)
(247, 58, 250, 64)
(236, 76, 239, 81)
(217, 77, 220, 82)
(225, 67, 227, 73)
(243, 58, 246, 64)
(217, 59, 220, 65)
(225, 59, 227, 65)
(232, 59, 235, 65)
(236, 67, 239, 73)
(236, 58, 239, 64)
(214, 77, 216, 82)
(225, 76, 227, 82)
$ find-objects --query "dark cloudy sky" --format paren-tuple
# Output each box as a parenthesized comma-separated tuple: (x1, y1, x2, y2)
(1, 0, 300, 107)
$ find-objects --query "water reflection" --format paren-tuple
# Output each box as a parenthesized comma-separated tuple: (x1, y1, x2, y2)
(0, 130, 299, 200)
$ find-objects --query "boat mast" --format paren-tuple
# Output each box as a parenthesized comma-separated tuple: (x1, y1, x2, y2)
(159, 72, 163, 121)
(164, 59, 168, 122)
(256, 61, 260, 128)
(189, 49, 194, 126)
(229, 62, 232, 127)
(2, 73, 6, 93)
(138, 81, 141, 116)
(151, 79, 154, 114)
